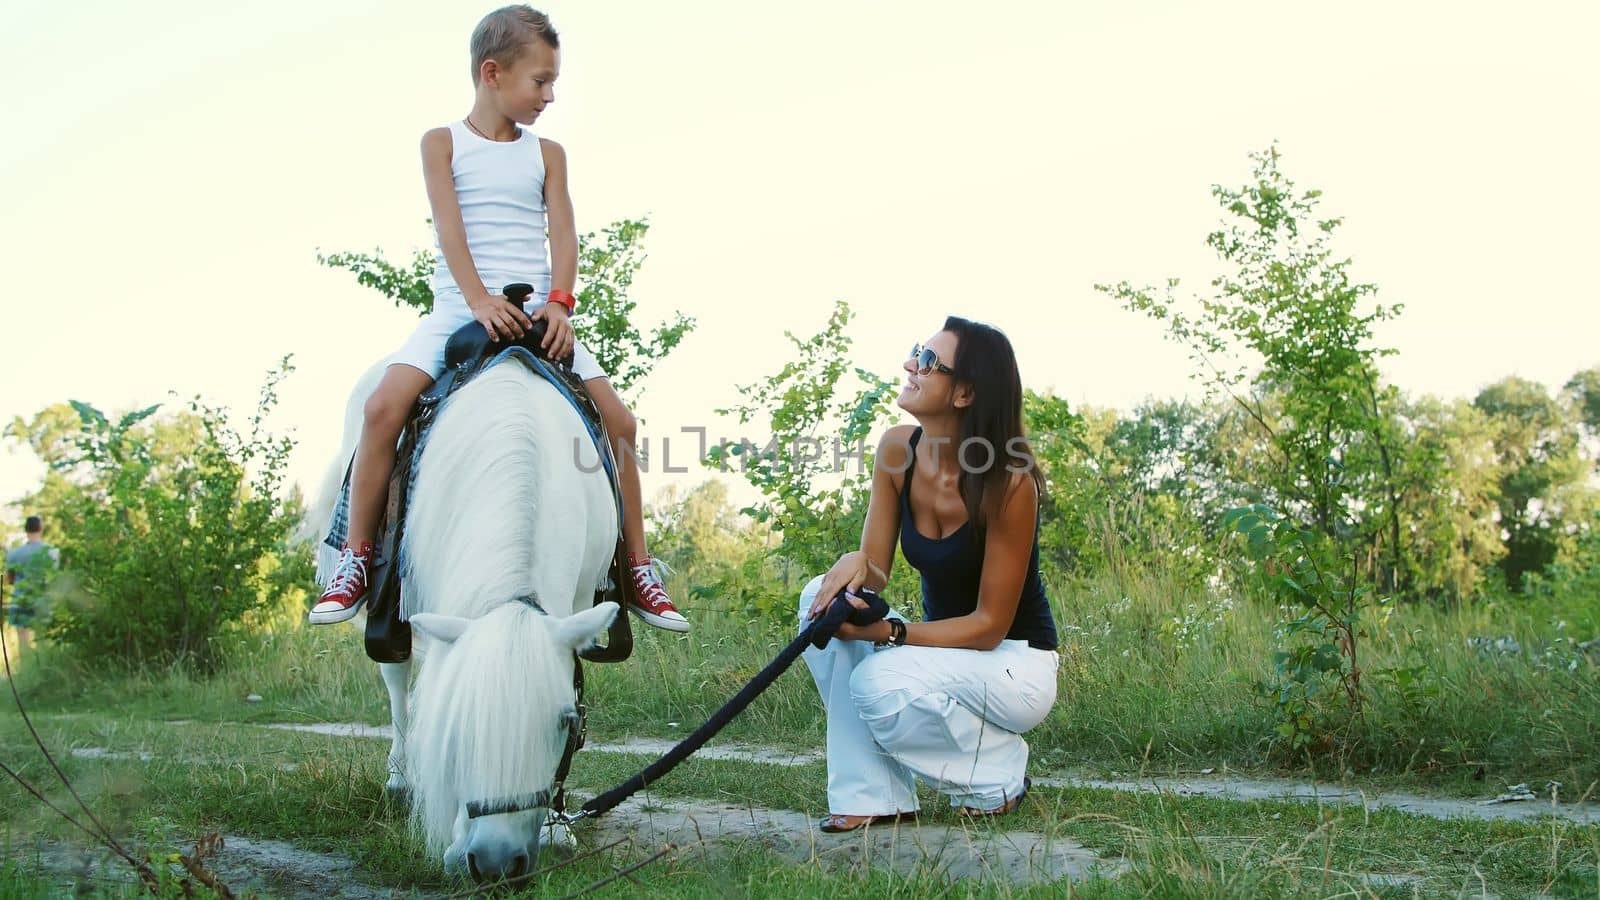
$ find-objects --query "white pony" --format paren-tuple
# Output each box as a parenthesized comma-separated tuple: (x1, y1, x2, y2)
(315, 355, 618, 883)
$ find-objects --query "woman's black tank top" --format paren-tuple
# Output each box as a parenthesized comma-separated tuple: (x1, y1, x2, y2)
(897, 427, 1057, 650)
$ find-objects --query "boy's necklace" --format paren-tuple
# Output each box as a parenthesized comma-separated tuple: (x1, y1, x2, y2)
(464, 116, 510, 142)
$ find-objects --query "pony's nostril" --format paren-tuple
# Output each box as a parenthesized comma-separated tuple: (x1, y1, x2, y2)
(508, 852, 529, 880)
(466, 852, 483, 882)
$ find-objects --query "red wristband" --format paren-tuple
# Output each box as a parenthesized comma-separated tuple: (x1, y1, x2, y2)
(547, 289, 577, 313)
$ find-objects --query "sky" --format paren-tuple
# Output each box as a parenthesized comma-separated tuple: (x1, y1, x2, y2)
(2, 0, 1597, 516)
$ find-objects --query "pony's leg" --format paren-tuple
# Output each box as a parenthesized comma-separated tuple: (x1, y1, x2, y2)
(379, 660, 411, 796)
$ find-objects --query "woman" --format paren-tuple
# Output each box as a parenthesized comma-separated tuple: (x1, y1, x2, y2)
(800, 316, 1059, 833)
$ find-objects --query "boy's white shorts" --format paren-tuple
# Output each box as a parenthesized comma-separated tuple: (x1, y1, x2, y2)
(389, 292, 606, 383)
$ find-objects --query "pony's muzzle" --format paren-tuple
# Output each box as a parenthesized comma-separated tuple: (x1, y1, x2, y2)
(466, 842, 536, 884)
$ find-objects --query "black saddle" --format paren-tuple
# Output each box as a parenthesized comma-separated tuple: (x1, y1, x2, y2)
(363, 283, 634, 665)
(426, 283, 574, 405)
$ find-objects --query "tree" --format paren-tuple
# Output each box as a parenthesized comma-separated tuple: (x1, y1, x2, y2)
(648, 480, 754, 586)
(1564, 367, 1600, 452)
(1102, 146, 1414, 747)
(647, 480, 785, 616)
(1022, 392, 1224, 583)
(1100, 398, 1228, 577)
(1021, 390, 1099, 574)
(1388, 394, 1503, 602)
(1474, 376, 1593, 589)
(1100, 145, 1407, 593)
(708, 300, 900, 590)
(318, 217, 694, 399)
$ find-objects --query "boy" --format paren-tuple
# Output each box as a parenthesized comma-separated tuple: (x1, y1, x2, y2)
(312, 6, 687, 633)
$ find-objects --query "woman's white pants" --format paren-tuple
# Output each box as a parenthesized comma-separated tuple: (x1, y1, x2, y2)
(798, 574, 1059, 815)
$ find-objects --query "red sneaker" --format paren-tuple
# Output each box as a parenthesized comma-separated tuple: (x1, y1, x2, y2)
(309, 542, 374, 625)
(628, 557, 689, 633)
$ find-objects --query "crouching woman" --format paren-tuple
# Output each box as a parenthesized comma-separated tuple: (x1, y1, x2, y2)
(800, 316, 1059, 833)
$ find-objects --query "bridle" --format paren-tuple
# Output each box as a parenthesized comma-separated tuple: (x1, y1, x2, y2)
(463, 595, 589, 824)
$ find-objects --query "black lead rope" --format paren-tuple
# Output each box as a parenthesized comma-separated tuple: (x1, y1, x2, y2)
(573, 590, 889, 821)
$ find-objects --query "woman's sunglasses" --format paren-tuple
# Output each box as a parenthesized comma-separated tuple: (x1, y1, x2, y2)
(909, 344, 954, 377)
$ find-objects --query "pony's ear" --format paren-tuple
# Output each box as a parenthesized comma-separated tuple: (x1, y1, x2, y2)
(552, 602, 619, 653)
(409, 613, 471, 645)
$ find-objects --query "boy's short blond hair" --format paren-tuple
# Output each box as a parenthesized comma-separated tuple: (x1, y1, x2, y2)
(470, 5, 559, 83)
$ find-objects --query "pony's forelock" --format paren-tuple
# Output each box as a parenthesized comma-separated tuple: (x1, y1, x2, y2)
(407, 604, 572, 853)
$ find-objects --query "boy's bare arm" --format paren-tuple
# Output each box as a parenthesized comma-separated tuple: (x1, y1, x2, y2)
(421, 127, 530, 340)
(534, 138, 576, 359)
(541, 138, 577, 294)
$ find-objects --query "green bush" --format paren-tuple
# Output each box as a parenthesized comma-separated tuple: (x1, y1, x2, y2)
(9, 363, 299, 670)
(707, 300, 900, 604)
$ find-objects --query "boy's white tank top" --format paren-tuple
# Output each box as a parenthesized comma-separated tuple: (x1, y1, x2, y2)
(430, 120, 550, 301)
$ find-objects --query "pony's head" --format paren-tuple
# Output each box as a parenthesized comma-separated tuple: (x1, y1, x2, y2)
(406, 600, 618, 882)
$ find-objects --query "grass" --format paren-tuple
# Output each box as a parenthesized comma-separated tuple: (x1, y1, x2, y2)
(1033, 566, 1600, 796)
(10, 561, 1598, 796)
(1, 714, 1597, 897)
(3, 562, 1597, 896)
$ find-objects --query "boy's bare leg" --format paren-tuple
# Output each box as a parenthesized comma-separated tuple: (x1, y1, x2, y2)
(347, 365, 437, 545)
(585, 377, 689, 632)
(310, 364, 435, 625)
(583, 378, 646, 559)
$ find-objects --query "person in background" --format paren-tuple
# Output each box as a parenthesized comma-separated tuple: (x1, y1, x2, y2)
(5, 515, 59, 660)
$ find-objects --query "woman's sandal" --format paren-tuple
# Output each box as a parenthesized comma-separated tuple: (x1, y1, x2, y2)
(959, 777, 1031, 818)
(817, 811, 917, 833)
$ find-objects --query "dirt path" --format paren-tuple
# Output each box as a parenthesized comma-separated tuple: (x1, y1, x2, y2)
(10, 835, 427, 899)
(584, 794, 1124, 885)
(262, 722, 828, 767)
(1033, 772, 1599, 826)
(260, 724, 1599, 827)
(43, 725, 1591, 895)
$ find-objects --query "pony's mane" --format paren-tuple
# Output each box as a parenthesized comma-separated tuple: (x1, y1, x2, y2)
(401, 362, 564, 621)
(406, 603, 572, 853)
(395, 359, 612, 857)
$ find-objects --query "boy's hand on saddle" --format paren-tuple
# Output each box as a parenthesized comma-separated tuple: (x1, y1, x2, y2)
(467, 292, 534, 343)
(532, 303, 575, 361)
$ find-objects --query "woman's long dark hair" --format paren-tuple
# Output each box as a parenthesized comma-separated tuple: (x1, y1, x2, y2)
(943, 316, 1046, 533)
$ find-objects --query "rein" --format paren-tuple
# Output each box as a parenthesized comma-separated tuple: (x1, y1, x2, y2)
(567, 590, 887, 823)
(461, 589, 887, 824)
